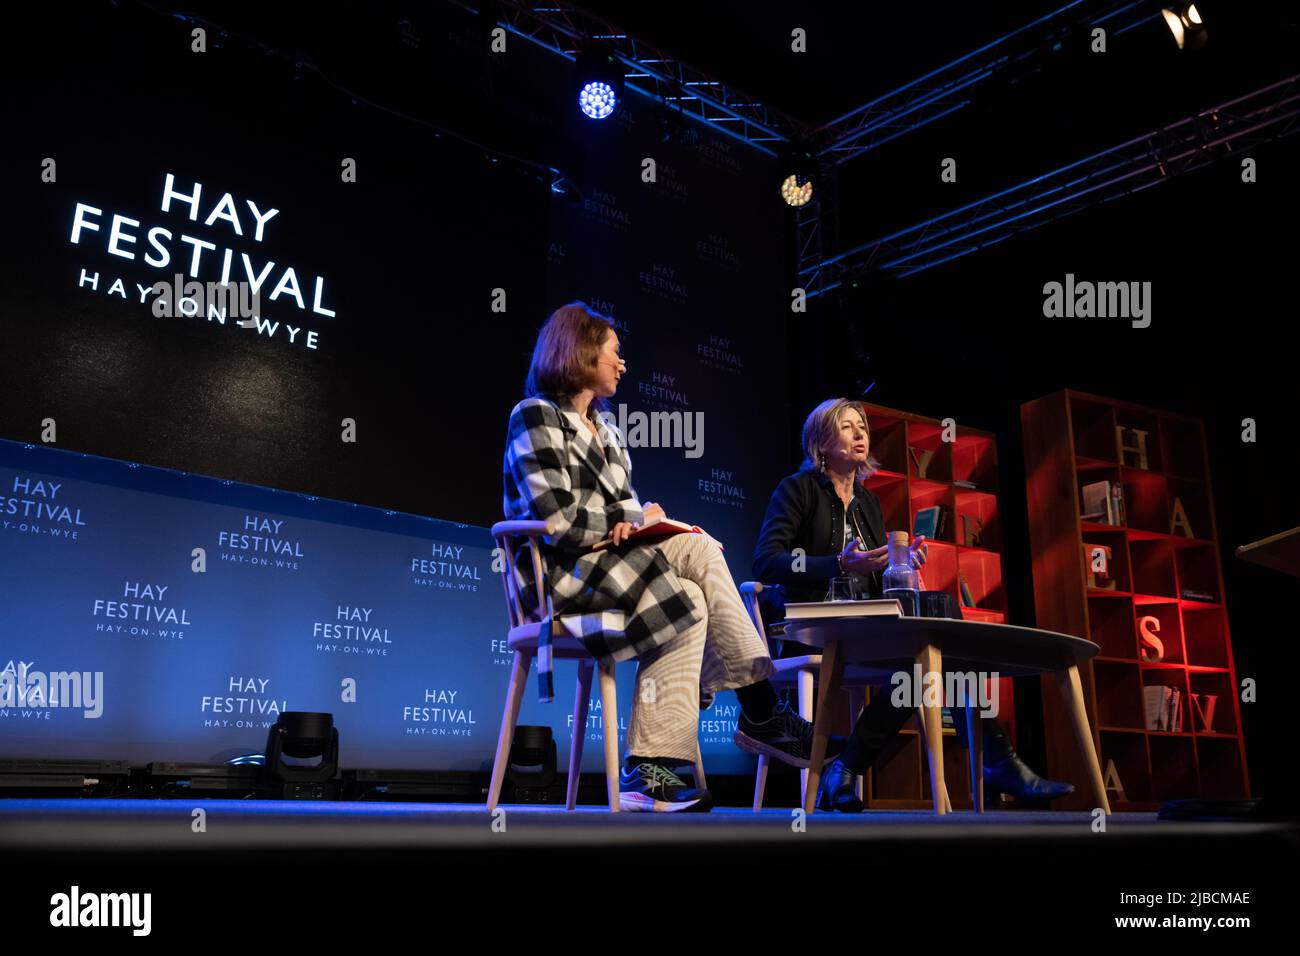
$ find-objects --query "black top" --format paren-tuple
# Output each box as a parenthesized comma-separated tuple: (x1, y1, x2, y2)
(752, 469, 887, 619)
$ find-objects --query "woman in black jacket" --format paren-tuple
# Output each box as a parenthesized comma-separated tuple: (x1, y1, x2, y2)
(753, 398, 1074, 811)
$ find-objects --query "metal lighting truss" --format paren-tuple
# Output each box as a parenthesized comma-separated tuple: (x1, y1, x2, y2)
(446, 1, 1283, 295)
(799, 72, 1300, 293)
(449, 0, 805, 154)
(797, 0, 1169, 295)
(809, 0, 1168, 163)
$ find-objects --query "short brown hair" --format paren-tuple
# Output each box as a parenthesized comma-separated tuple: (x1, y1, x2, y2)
(525, 302, 614, 409)
(800, 398, 880, 481)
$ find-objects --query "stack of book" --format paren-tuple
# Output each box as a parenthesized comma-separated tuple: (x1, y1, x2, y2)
(1081, 480, 1126, 526)
(785, 599, 903, 620)
(1143, 684, 1183, 732)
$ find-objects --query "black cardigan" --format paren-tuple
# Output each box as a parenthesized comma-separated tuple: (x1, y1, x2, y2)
(752, 469, 887, 618)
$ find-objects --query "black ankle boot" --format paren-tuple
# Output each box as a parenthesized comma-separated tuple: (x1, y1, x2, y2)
(816, 757, 865, 813)
(983, 732, 1074, 801)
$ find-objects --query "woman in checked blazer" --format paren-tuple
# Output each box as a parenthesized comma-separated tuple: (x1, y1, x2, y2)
(503, 302, 832, 811)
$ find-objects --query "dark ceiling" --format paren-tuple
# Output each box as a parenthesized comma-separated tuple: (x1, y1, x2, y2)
(575, 1, 1299, 131)
(19, 0, 1300, 268)
(574, 0, 1300, 255)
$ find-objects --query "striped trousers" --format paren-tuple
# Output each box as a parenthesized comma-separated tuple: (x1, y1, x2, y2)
(624, 531, 774, 763)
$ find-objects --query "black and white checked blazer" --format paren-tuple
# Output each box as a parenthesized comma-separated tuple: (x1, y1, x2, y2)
(503, 395, 702, 701)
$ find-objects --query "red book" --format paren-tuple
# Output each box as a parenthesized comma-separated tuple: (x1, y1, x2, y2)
(591, 518, 712, 551)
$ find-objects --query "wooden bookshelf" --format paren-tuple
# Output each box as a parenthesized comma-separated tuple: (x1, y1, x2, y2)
(1021, 389, 1249, 810)
(858, 401, 1015, 810)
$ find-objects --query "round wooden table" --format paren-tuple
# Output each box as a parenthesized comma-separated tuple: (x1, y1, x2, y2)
(784, 614, 1105, 815)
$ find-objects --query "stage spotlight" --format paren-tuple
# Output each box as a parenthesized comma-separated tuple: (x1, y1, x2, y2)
(779, 144, 817, 207)
(1162, 4, 1207, 50)
(506, 725, 558, 802)
(781, 174, 814, 206)
(575, 45, 624, 120)
(579, 81, 617, 119)
(264, 711, 339, 799)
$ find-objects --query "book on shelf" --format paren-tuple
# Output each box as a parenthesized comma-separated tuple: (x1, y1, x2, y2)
(912, 506, 939, 540)
(1142, 685, 1182, 731)
(953, 479, 979, 490)
(784, 599, 904, 620)
(958, 574, 975, 608)
(1144, 685, 1168, 730)
(590, 518, 707, 552)
(1081, 480, 1125, 526)
(1180, 588, 1217, 602)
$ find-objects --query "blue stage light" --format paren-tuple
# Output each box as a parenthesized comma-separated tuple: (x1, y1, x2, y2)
(578, 80, 617, 120)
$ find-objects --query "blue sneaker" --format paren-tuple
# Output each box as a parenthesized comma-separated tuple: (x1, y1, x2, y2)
(619, 762, 712, 812)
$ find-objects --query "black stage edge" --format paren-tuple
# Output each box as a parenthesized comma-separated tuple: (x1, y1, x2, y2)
(2, 799, 1293, 938)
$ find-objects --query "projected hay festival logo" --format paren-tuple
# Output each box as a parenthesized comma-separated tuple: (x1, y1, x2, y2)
(313, 603, 395, 658)
(408, 539, 484, 592)
(216, 513, 306, 573)
(1, 473, 90, 542)
(91, 581, 193, 642)
(67, 172, 335, 351)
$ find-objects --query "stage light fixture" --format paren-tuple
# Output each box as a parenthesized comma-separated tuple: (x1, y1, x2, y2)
(264, 711, 339, 799)
(575, 45, 624, 120)
(779, 144, 818, 207)
(579, 81, 617, 119)
(781, 174, 814, 206)
(505, 725, 558, 800)
(1162, 4, 1207, 50)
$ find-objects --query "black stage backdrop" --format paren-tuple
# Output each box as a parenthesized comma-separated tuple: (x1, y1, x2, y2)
(2, 2, 1293, 797)
(1, 2, 790, 578)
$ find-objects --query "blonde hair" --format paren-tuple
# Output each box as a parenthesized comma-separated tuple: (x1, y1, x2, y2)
(800, 398, 880, 481)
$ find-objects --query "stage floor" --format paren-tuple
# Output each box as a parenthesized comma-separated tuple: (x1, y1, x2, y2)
(0, 798, 1287, 853)
(3, 799, 1291, 935)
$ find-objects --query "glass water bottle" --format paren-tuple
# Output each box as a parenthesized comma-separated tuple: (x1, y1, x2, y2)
(882, 530, 920, 616)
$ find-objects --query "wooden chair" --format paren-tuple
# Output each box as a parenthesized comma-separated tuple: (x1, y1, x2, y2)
(486, 520, 706, 812)
(739, 582, 871, 811)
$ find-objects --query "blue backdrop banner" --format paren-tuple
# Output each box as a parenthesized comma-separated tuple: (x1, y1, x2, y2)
(0, 439, 755, 774)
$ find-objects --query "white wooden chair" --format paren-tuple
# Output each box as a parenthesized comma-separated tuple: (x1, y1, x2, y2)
(739, 581, 870, 810)
(486, 520, 706, 812)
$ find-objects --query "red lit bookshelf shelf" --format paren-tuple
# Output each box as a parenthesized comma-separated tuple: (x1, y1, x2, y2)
(856, 401, 1013, 810)
(1021, 389, 1249, 810)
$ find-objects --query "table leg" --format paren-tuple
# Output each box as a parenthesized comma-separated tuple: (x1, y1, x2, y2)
(804, 638, 843, 814)
(847, 685, 865, 802)
(1056, 662, 1111, 814)
(960, 694, 985, 813)
(918, 643, 946, 816)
